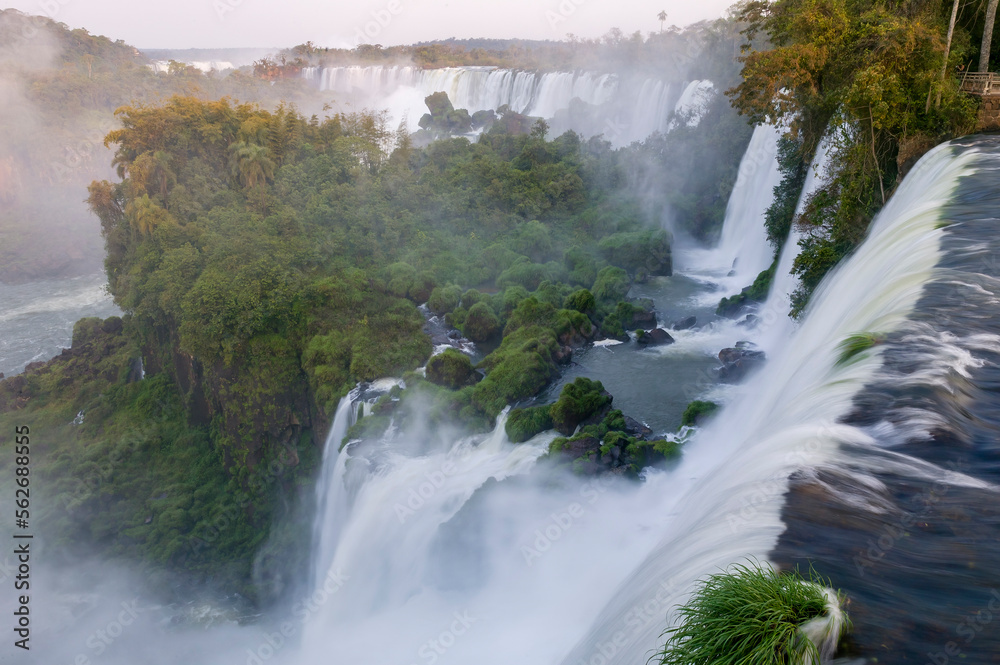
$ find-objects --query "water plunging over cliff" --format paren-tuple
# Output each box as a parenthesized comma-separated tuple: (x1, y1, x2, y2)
(300, 65, 710, 144)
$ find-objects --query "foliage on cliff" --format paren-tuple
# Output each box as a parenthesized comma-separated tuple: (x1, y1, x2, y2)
(728, 0, 979, 314)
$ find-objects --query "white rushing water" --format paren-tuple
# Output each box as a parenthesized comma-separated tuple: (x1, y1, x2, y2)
(301, 65, 709, 144)
(294, 143, 975, 665)
(680, 123, 785, 301)
(757, 134, 836, 354)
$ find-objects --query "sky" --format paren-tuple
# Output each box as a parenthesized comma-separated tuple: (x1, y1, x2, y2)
(3, 0, 737, 50)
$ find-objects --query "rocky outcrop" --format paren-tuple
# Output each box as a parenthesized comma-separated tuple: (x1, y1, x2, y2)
(636, 328, 675, 346)
(717, 342, 766, 382)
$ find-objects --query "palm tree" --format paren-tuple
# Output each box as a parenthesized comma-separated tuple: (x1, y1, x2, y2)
(230, 141, 275, 213)
(981, 0, 999, 73)
(658, 10, 668, 33)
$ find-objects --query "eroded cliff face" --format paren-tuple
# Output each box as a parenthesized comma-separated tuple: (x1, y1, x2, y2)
(0, 315, 322, 605)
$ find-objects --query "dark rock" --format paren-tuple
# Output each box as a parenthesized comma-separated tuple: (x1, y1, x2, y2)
(447, 329, 461, 340)
(623, 415, 653, 438)
(636, 328, 675, 346)
(718, 344, 766, 382)
(672, 316, 697, 331)
(738, 314, 759, 328)
(24, 361, 45, 373)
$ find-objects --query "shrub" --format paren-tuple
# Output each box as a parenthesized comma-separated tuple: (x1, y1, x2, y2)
(655, 562, 848, 665)
(681, 401, 719, 427)
(505, 405, 554, 443)
(564, 288, 596, 315)
(425, 349, 475, 389)
(549, 377, 611, 435)
(598, 229, 671, 276)
(463, 302, 501, 342)
(592, 266, 630, 305)
(428, 284, 462, 315)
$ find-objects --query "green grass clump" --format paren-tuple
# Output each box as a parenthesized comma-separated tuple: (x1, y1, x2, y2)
(505, 405, 554, 443)
(655, 562, 847, 665)
(680, 400, 719, 427)
(836, 332, 885, 366)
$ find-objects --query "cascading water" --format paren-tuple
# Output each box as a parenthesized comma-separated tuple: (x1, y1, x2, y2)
(300, 65, 705, 145)
(681, 123, 784, 298)
(757, 134, 835, 354)
(296, 140, 977, 665)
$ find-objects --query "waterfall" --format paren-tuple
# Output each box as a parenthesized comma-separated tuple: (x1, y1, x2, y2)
(757, 134, 835, 353)
(681, 123, 784, 297)
(301, 65, 700, 145)
(296, 142, 976, 664)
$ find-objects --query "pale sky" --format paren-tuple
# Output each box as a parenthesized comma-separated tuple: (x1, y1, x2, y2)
(3, 0, 737, 50)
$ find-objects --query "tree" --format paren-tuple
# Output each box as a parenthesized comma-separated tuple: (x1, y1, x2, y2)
(981, 0, 999, 73)
(928, 0, 962, 112)
(229, 141, 275, 213)
(658, 10, 668, 33)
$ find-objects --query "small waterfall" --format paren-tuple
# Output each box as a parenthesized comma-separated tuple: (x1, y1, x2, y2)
(667, 79, 714, 130)
(682, 123, 784, 295)
(758, 134, 835, 352)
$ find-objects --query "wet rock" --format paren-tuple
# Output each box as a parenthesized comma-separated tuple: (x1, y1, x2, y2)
(624, 415, 653, 438)
(718, 344, 766, 382)
(672, 316, 697, 331)
(738, 314, 759, 328)
(636, 328, 675, 346)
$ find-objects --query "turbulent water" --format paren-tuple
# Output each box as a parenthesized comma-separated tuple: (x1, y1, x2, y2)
(0, 272, 119, 377)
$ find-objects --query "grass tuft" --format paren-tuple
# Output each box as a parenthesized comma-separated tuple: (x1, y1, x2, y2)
(653, 561, 848, 665)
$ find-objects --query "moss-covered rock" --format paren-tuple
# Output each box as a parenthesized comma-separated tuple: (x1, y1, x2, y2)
(550, 377, 613, 435)
(428, 284, 463, 315)
(425, 349, 475, 390)
(681, 400, 719, 426)
(598, 229, 672, 278)
(505, 405, 554, 443)
(463, 302, 501, 342)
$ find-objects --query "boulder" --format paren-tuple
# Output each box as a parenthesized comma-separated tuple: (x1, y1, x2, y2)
(718, 344, 766, 382)
(672, 316, 697, 331)
(636, 328, 675, 346)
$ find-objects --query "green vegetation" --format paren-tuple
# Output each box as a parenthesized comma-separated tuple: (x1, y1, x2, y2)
(716, 260, 777, 317)
(655, 562, 847, 665)
(549, 377, 612, 435)
(425, 349, 476, 389)
(680, 400, 719, 427)
(729, 0, 980, 315)
(505, 405, 554, 443)
(548, 407, 680, 476)
(836, 332, 885, 366)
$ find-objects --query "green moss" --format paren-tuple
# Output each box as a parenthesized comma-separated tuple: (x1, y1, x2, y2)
(598, 229, 672, 277)
(505, 405, 554, 443)
(681, 400, 719, 427)
(473, 325, 561, 417)
(463, 301, 501, 342)
(549, 377, 612, 435)
(425, 349, 476, 389)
